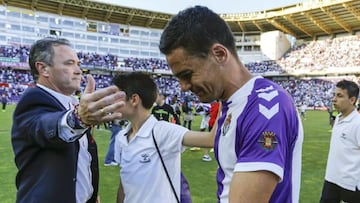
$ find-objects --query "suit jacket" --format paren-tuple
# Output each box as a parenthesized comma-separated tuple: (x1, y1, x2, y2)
(11, 86, 99, 203)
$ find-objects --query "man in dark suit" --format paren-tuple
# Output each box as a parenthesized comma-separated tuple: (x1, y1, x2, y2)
(11, 37, 125, 203)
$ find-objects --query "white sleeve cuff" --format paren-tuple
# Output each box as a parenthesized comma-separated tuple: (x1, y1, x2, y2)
(59, 110, 88, 142)
(234, 162, 284, 182)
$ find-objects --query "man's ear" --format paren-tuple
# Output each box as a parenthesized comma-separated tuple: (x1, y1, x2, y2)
(35, 62, 49, 75)
(211, 43, 228, 64)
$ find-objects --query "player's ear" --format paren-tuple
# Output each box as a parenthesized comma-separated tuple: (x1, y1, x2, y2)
(211, 43, 228, 64)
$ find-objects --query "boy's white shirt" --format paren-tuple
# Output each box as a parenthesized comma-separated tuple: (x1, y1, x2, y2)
(114, 115, 189, 203)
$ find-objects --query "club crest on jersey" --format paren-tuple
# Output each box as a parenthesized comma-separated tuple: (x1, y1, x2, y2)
(222, 113, 232, 136)
(258, 131, 278, 151)
(139, 153, 151, 163)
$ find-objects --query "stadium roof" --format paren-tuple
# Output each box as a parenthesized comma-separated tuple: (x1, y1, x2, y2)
(2, 0, 360, 40)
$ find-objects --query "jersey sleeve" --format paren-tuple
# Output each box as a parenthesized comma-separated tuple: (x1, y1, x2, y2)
(234, 90, 299, 181)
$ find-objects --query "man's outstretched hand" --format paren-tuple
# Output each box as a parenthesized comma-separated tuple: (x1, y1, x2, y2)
(78, 74, 126, 125)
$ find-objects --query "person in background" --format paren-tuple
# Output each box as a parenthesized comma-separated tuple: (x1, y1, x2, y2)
(74, 89, 81, 100)
(327, 101, 336, 126)
(202, 100, 220, 161)
(196, 102, 211, 133)
(182, 96, 194, 130)
(199, 102, 211, 160)
(320, 80, 360, 203)
(190, 102, 210, 154)
(152, 92, 180, 125)
(11, 37, 125, 203)
(104, 119, 124, 166)
(300, 102, 307, 120)
(170, 94, 181, 123)
(159, 6, 303, 203)
(113, 72, 215, 203)
(1, 92, 8, 112)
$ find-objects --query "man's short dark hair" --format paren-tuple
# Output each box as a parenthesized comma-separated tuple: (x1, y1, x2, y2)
(159, 5, 237, 58)
(336, 80, 359, 105)
(29, 37, 71, 81)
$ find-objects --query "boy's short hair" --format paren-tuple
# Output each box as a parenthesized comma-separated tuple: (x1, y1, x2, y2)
(112, 72, 158, 109)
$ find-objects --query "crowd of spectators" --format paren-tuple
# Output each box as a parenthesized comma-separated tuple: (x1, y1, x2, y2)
(0, 46, 118, 69)
(0, 68, 34, 103)
(278, 35, 360, 72)
(0, 45, 30, 63)
(0, 67, 347, 110)
(245, 60, 284, 74)
(275, 79, 335, 108)
(1, 34, 360, 107)
(91, 74, 113, 89)
(119, 35, 360, 74)
(1, 34, 359, 75)
(77, 52, 118, 70)
(121, 57, 170, 72)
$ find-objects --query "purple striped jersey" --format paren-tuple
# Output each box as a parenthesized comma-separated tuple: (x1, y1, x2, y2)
(214, 76, 303, 203)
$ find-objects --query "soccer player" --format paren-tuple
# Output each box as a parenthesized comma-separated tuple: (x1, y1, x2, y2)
(159, 6, 303, 203)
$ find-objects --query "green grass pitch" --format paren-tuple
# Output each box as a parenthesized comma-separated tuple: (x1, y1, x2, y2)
(0, 104, 331, 202)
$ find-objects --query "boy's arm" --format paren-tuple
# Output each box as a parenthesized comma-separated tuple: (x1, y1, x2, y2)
(182, 102, 220, 147)
(182, 130, 214, 148)
(182, 119, 218, 147)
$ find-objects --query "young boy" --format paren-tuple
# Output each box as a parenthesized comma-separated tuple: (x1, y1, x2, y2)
(320, 80, 360, 202)
(113, 72, 215, 203)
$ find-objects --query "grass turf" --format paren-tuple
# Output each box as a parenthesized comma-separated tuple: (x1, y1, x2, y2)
(0, 105, 330, 202)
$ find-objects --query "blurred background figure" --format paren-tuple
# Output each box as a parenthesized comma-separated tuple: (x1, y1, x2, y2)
(152, 92, 180, 125)
(327, 101, 337, 127)
(300, 102, 307, 120)
(194, 102, 212, 161)
(170, 94, 181, 123)
(202, 101, 220, 161)
(1, 92, 8, 112)
(182, 95, 194, 130)
(104, 119, 127, 166)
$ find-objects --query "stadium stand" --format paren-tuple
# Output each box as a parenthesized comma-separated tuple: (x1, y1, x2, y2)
(0, 0, 359, 109)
